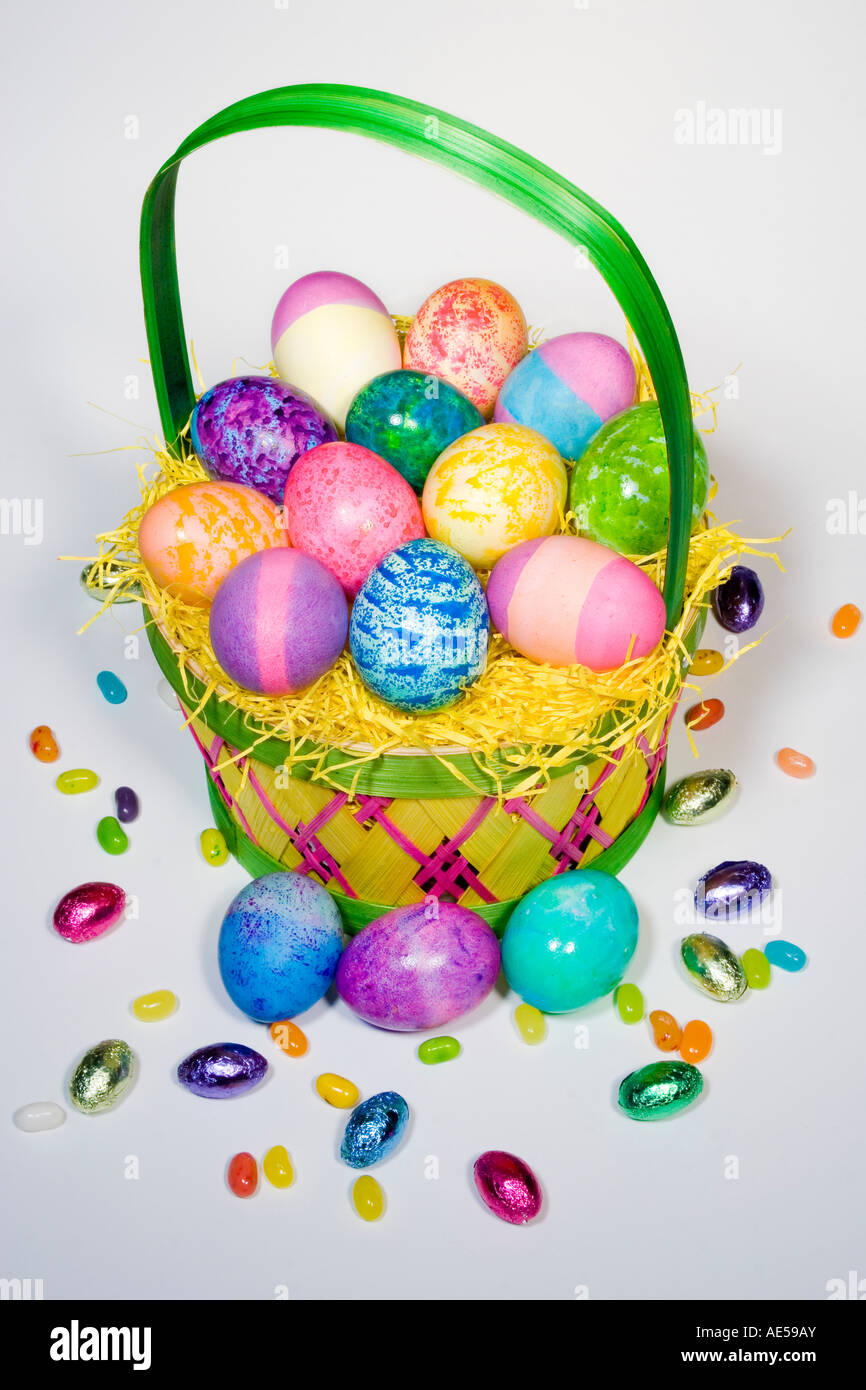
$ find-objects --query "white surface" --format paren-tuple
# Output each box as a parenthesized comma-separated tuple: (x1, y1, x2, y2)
(2, 0, 865, 1301)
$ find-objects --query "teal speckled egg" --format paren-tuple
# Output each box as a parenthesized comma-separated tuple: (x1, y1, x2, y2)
(501, 871, 638, 1012)
(345, 370, 483, 491)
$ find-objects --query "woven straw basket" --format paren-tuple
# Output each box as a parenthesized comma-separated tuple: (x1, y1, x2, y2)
(136, 83, 709, 935)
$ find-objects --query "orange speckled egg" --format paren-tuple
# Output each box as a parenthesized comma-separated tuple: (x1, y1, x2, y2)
(138, 481, 286, 606)
(404, 278, 528, 417)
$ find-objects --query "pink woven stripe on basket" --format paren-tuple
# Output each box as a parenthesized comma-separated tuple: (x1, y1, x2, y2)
(242, 769, 358, 899)
(183, 712, 260, 846)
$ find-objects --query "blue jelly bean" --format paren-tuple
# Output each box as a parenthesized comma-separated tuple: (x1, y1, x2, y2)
(97, 670, 127, 704)
(114, 786, 139, 823)
(764, 939, 807, 972)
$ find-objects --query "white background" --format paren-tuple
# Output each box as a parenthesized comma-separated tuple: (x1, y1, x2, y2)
(2, 0, 864, 1301)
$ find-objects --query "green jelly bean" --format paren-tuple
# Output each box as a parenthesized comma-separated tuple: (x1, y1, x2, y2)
(56, 768, 99, 795)
(200, 828, 228, 865)
(618, 1061, 703, 1121)
(742, 948, 771, 990)
(97, 816, 129, 855)
(418, 1035, 461, 1065)
(615, 982, 644, 1023)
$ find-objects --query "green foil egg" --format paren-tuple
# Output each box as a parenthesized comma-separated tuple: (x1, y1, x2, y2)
(68, 1039, 135, 1114)
(80, 560, 142, 603)
(618, 1060, 703, 1120)
(662, 769, 738, 826)
(681, 933, 748, 1002)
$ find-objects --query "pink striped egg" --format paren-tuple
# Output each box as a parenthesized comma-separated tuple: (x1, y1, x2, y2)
(486, 534, 666, 671)
(209, 548, 348, 696)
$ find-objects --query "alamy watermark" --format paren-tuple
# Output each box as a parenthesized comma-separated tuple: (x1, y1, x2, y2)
(674, 103, 783, 157)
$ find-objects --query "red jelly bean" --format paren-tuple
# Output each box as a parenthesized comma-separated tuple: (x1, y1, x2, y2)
(650, 1009, 681, 1051)
(30, 725, 59, 762)
(685, 698, 725, 731)
(227, 1151, 257, 1198)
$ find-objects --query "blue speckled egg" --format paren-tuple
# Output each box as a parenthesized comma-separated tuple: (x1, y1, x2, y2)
(340, 1091, 409, 1168)
(345, 370, 483, 491)
(349, 539, 489, 712)
(218, 872, 344, 1022)
(501, 870, 638, 1012)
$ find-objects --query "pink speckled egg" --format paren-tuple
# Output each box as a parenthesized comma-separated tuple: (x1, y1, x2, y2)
(487, 534, 666, 671)
(403, 278, 528, 417)
(283, 441, 425, 597)
(138, 481, 286, 606)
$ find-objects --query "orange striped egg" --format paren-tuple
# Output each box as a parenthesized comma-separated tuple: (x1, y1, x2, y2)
(138, 481, 286, 606)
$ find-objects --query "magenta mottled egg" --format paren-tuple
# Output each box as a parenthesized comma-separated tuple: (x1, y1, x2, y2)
(473, 1150, 543, 1224)
(52, 882, 126, 943)
(336, 902, 501, 1031)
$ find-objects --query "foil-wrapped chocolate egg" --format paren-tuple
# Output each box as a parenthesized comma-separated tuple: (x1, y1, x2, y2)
(661, 770, 738, 826)
(681, 932, 748, 1002)
(340, 1092, 409, 1169)
(52, 882, 126, 943)
(473, 1150, 543, 1224)
(696, 860, 772, 920)
(177, 1043, 268, 1098)
(68, 1039, 135, 1114)
(712, 565, 764, 633)
(618, 1061, 703, 1120)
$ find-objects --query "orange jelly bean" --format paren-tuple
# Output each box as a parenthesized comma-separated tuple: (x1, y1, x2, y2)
(776, 747, 815, 779)
(649, 1010, 681, 1051)
(679, 1019, 713, 1064)
(30, 725, 59, 762)
(270, 1019, 308, 1058)
(227, 1151, 257, 1198)
(831, 603, 861, 638)
(685, 698, 725, 731)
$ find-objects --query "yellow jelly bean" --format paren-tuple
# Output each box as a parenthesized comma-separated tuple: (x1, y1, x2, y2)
(691, 648, 724, 676)
(200, 828, 228, 865)
(132, 989, 177, 1022)
(352, 1175, 384, 1222)
(56, 768, 99, 795)
(316, 1073, 359, 1108)
(513, 1003, 546, 1044)
(742, 948, 771, 990)
(615, 982, 644, 1023)
(263, 1144, 294, 1189)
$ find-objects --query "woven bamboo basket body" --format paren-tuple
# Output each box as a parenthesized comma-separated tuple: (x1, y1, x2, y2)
(139, 84, 705, 934)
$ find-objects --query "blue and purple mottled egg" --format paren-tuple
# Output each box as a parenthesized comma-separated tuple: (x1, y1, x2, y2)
(176, 1043, 268, 1098)
(218, 872, 344, 1023)
(190, 375, 337, 504)
(336, 901, 500, 1031)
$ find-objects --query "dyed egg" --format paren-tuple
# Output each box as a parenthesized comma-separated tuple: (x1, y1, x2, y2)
(404, 278, 528, 417)
(283, 441, 424, 597)
(487, 534, 666, 671)
(191, 375, 337, 502)
(681, 932, 748, 1002)
(138, 481, 285, 606)
(271, 271, 401, 430)
(176, 1043, 267, 1097)
(68, 1039, 135, 1114)
(495, 332, 636, 460)
(501, 871, 638, 1013)
(712, 565, 764, 633)
(618, 1061, 703, 1121)
(569, 402, 710, 556)
(661, 769, 738, 826)
(218, 872, 343, 1022)
(473, 1150, 542, 1224)
(696, 860, 772, 921)
(340, 1092, 410, 1168)
(345, 369, 484, 491)
(336, 901, 500, 1031)
(53, 881, 126, 944)
(422, 423, 567, 569)
(349, 539, 489, 712)
(210, 548, 348, 695)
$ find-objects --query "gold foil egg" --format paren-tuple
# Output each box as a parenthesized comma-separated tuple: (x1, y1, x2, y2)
(680, 933, 748, 1002)
(68, 1039, 135, 1114)
(662, 770, 738, 826)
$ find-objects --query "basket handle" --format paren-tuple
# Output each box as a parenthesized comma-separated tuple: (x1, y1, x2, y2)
(140, 83, 694, 625)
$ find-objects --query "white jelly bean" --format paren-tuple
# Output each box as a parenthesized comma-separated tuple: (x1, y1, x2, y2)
(14, 1101, 66, 1132)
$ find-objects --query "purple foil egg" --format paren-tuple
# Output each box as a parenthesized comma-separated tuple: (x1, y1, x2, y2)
(336, 901, 500, 1032)
(474, 1150, 543, 1225)
(52, 882, 126, 943)
(696, 860, 773, 920)
(176, 1043, 268, 1098)
(711, 565, 765, 633)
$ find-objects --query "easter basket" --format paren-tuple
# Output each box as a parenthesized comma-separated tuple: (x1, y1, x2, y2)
(86, 83, 767, 934)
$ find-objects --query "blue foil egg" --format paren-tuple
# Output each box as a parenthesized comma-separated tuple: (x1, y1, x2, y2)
(176, 1043, 267, 1098)
(340, 1091, 409, 1168)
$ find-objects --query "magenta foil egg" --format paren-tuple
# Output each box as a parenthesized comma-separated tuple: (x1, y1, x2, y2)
(52, 882, 126, 943)
(473, 1150, 543, 1225)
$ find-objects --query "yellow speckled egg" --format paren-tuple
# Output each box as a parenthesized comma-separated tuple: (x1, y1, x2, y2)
(421, 423, 568, 569)
(138, 481, 286, 606)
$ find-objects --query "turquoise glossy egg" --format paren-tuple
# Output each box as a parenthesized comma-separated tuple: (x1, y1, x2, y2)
(346, 370, 483, 492)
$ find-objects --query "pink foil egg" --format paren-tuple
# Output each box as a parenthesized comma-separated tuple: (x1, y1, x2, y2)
(53, 882, 126, 943)
(473, 1150, 543, 1225)
(283, 441, 425, 597)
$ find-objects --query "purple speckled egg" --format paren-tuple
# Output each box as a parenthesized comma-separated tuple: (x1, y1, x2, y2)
(52, 882, 126, 943)
(209, 547, 348, 695)
(336, 901, 500, 1032)
(474, 1150, 543, 1225)
(712, 564, 765, 633)
(176, 1043, 267, 1098)
(190, 376, 337, 504)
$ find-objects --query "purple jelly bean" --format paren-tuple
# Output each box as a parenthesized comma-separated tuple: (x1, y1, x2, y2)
(115, 786, 139, 823)
(711, 565, 765, 633)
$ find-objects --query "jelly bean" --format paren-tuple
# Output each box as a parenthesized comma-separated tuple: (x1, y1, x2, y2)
(615, 982, 644, 1023)
(679, 1019, 713, 1064)
(690, 648, 724, 676)
(831, 603, 861, 638)
(263, 1144, 294, 1189)
(270, 1019, 308, 1057)
(685, 698, 725, 731)
(80, 559, 141, 603)
(474, 1151, 543, 1224)
(764, 939, 807, 972)
(227, 1151, 257, 1198)
(13, 1101, 66, 1132)
(56, 768, 99, 795)
(53, 881, 126, 943)
(662, 770, 738, 826)
(741, 947, 771, 990)
(157, 677, 179, 709)
(30, 725, 59, 762)
(681, 932, 747, 1002)
(132, 989, 177, 1022)
(97, 815, 128, 855)
(68, 1039, 135, 1114)
(513, 1002, 546, 1044)
(418, 1035, 461, 1064)
(316, 1073, 359, 1108)
(115, 786, 140, 822)
(353, 1174, 385, 1222)
(200, 828, 228, 865)
(618, 1061, 703, 1121)
(96, 670, 127, 704)
(712, 565, 764, 633)
(649, 1009, 681, 1051)
(776, 747, 815, 779)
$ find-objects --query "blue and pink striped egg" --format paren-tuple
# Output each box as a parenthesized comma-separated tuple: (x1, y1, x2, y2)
(487, 534, 665, 672)
(494, 332, 636, 461)
(209, 548, 348, 696)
